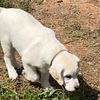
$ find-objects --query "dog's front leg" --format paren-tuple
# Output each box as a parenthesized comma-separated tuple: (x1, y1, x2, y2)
(1, 40, 18, 80)
(40, 70, 53, 89)
(22, 62, 39, 82)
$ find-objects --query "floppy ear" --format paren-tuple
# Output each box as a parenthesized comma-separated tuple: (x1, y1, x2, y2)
(49, 66, 63, 85)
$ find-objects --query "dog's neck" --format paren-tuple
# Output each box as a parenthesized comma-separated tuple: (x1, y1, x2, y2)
(42, 39, 67, 66)
(50, 49, 67, 66)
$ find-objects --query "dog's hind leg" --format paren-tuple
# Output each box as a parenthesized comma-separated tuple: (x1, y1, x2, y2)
(1, 38, 18, 80)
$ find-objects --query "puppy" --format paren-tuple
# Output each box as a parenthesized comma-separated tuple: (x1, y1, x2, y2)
(0, 7, 80, 92)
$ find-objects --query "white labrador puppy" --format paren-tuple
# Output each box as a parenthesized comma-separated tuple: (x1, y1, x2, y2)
(0, 8, 80, 92)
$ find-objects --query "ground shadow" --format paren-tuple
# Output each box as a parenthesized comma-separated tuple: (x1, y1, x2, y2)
(50, 75, 100, 100)
(15, 67, 100, 100)
(79, 76, 100, 100)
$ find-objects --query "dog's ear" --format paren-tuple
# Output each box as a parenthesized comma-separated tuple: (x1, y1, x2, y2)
(49, 66, 63, 85)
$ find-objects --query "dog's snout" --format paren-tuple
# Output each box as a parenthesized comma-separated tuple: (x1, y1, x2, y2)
(62, 85, 79, 94)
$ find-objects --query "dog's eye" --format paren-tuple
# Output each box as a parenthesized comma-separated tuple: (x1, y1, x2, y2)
(65, 75, 72, 79)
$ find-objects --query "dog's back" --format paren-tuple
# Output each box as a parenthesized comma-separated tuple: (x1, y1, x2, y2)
(0, 8, 58, 55)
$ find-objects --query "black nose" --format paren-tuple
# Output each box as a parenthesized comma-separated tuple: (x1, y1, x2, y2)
(75, 86, 79, 91)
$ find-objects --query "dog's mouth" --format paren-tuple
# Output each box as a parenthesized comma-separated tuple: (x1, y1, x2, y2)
(62, 85, 70, 94)
(61, 85, 79, 94)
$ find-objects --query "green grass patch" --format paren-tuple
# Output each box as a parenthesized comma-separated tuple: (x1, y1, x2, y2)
(0, 86, 80, 100)
(0, 0, 12, 8)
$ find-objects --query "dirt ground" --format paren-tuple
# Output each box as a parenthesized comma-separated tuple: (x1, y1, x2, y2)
(0, 0, 100, 100)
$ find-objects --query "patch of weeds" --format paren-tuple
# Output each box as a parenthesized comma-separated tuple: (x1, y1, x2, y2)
(0, 0, 30, 11)
(0, 0, 44, 12)
(0, 86, 17, 100)
(11, 0, 30, 12)
(34, 89, 68, 100)
(0, 86, 80, 100)
(19, 90, 37, 100)
(0, 0, 12, 8)
(33, 0, 44, 5)
(68, 30, 86, 38)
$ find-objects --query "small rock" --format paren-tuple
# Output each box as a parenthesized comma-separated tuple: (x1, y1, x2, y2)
(87, 62, 92, 65)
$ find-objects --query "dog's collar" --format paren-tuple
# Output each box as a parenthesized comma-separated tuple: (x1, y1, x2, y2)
(50, 49, 67, 66)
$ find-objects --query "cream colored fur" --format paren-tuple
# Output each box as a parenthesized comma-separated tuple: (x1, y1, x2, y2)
(0, 8, 79, 91)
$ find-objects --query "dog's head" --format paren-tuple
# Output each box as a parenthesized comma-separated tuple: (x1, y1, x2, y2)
(49, 51, 80, 92)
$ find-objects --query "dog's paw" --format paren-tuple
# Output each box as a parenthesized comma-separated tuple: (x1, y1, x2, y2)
(8, 70, 18, 80)
(23, 70, 39, 82)
(25, 75, 39, 82)
(41, 83, 53, 89)
(45, 86, 54, 90)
